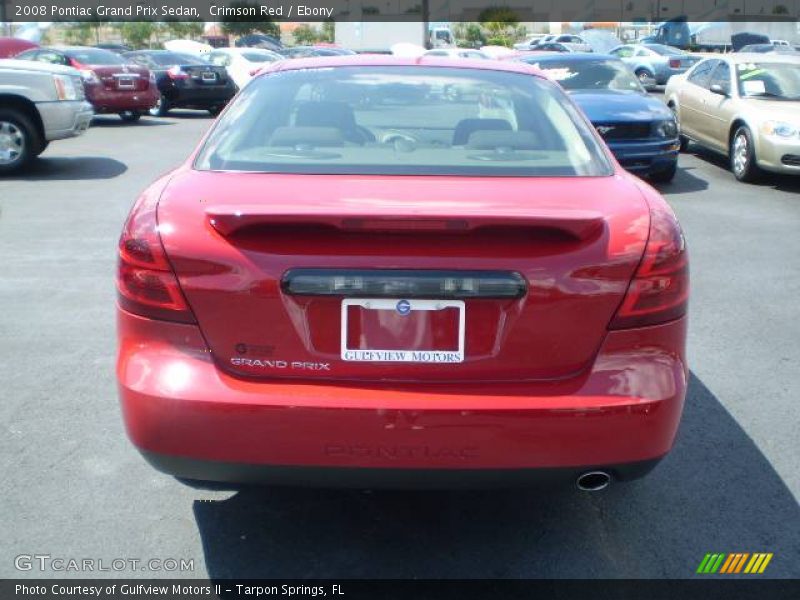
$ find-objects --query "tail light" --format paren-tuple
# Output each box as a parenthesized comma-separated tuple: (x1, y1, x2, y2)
(669, 59, 681, 68)
(609, 208, 688, 329)
(167, 66, 189, 80)
(117, 196, 196, 324)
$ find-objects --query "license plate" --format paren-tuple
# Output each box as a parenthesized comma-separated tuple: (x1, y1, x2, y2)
(201, 72, 217, 82)
(117, 77, 134, 89)
(341, 298, 465, 363)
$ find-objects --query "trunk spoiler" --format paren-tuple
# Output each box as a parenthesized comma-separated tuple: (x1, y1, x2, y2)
(205, 207, 606, 240)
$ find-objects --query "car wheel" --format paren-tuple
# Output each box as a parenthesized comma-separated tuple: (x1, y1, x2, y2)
(149, 95, 170, 117)
(730, 126, 761, 183)
(207, 105, 223, 117)
(635, 69, 654, 86)
(649, 162, 677, 184)
(119, 110, 141, 122)
(0, 109, 41, 175)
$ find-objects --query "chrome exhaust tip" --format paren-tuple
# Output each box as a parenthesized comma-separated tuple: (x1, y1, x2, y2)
(576, 471, 611, 492)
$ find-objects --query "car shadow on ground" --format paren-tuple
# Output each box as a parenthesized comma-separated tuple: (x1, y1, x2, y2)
(190, 373, 800, 578)
(5, 156, 127, 181)
(90, 116, 174, 127)
(686, 145, 800, 193)
(654, 164, 709, 195)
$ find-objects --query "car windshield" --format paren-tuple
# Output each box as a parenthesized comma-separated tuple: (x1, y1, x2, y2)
(523, 59, 644, 92)
(645, 44, 686, 56)
(65, 48, 124, 65)
(149, 52, 204, 66)
(736, 62, 800, 99)
(241, 51, 280, 62)
(195, 66, 611, 177)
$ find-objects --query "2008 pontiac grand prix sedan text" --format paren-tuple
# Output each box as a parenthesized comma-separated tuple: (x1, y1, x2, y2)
(116, 56, 689, 490)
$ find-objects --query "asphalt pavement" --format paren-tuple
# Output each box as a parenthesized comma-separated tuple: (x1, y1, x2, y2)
(1, 109, 799, 579)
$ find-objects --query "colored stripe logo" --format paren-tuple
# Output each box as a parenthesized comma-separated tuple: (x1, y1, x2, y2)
(696, 553, 773, 574)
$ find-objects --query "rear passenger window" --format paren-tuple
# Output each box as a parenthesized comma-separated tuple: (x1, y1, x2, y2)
(688, 60, 718, 88)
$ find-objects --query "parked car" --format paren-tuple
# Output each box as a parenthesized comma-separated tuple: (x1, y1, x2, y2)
(279, 46, 357, 58)
(0, 59, 92, 173)
(535, 42, 586, 53)
(737, 44, 799, 55)
(513, 34, 548, 51)
(95, 43, 133, 55)
(521, 53, 680, 182)
(665, 54, 800, 182)
(609, 43, 701, 86)
(123, 50, 236, 117)
(206, 47, 283, 90)
(14, 46, 158, 122)
(423, 48, 490, 60)
(117, 56, 688, 490)
(0, 37, 38, 59)
(235, 34, 283, 52)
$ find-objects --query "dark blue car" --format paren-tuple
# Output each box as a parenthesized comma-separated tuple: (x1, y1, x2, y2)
(518, 53, 680, 182)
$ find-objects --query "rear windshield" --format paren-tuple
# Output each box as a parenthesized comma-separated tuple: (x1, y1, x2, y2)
(65, 48, 124, 65)
(195, 66, 611, 177)
(523, 58, 644, 92)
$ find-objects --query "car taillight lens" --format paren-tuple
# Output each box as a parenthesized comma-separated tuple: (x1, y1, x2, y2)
(609, 209, 688, 329)
(669, 59, 681, 68)
(117, 199, 196, 323)
(167, 66, 189, 80)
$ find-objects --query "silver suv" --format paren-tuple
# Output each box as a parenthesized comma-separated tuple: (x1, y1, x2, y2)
(0, 59, 93, 174)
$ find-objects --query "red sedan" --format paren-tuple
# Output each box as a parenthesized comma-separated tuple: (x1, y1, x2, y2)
(16, 46, 158, 122)
(117, 56, 688, 490)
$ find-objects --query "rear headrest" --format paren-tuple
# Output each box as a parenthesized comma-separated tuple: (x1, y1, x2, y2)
(452, 118, 512, 145)
(295, 102, 357, 130)
(269, 126, 345, 147)
(466, 130, 539, 150)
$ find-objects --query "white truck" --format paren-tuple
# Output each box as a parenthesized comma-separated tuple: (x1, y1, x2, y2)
(335, 22, 453, 53)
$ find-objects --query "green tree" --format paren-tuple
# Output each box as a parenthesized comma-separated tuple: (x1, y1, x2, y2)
(453, 22, 486, 48)
(162, 19, 205, 40)
(292, 24, 320, 46)
(117, 21, 157, 49)
(478, 6, 522, 47)
(220, 1, 280, 38)
(63, 22, 93, 46)
(320, 21, 335, 43)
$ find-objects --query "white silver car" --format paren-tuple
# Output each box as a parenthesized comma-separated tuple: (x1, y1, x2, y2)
(207, 48, 283, 90)
(0, 59, 93, 174)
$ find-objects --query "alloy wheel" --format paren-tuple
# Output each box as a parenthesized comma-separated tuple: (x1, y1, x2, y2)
(732, 133, 748, 176)
(0, 120, 24, 165)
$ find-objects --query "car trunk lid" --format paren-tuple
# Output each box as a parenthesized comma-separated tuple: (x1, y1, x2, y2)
(157, 171, 650, 382)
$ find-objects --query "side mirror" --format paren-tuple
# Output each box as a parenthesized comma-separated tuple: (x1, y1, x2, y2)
(710, 83, 729, 96)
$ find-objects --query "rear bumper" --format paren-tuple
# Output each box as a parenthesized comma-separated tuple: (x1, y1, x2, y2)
(143, 452, 662, 489)
(86, 86, 159, 113)
(164, 82, 236, 108)
(117, 310, 688, 485)
(608, 139, 680, 175)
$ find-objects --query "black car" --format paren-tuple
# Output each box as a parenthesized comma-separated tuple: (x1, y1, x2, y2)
(123, 50, 236, 116)
(94, 43, 132, 55)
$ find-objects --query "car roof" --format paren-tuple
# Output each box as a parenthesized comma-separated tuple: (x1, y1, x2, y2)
(257, 54, 545, 78)
(719, 52, 800, 64)
(522, 52, 615, 62)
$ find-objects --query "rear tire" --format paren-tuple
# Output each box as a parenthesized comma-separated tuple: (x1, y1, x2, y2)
(649, 162, 677, 183)
(0, 109, 41, 175)
(635, 68, 654, 86)
(149, 95, 170, 117)
(119, 110, 141, 122)
(730, 126, 761, 183)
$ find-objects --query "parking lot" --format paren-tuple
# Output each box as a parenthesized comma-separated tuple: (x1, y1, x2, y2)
(1, 107, 799, 579)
